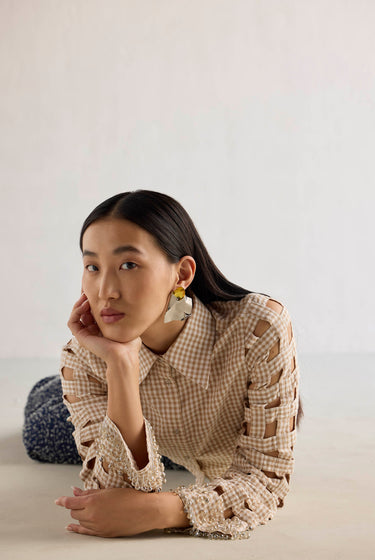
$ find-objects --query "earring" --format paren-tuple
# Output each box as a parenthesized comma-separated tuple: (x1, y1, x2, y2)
(164, 287, 193, 323)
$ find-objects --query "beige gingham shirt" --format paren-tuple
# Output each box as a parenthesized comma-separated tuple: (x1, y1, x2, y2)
(60, 291, 300, 540)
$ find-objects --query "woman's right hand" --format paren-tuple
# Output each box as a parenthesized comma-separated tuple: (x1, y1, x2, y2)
(67, 293, 142, 366)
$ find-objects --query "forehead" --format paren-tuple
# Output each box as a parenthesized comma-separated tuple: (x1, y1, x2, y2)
(82, 218, 160, 253)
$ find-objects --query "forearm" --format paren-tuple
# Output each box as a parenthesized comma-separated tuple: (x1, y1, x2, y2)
(106, 357, 148, 470)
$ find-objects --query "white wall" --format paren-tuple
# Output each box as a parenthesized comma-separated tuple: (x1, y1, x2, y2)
(0, 0, 373, 357)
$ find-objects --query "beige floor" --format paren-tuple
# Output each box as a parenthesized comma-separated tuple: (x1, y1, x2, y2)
(0, 354, 374, 560)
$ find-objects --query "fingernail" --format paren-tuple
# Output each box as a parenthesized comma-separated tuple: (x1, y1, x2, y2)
(54, 499, 60, 505)
(65, 526, 73, 532)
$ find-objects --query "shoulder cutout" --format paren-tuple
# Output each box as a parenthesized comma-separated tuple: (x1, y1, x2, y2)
(266, 298, 283, 315)
(253, 297, 284, 338)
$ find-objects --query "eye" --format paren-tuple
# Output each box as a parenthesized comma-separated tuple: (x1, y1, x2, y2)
(84, 262, 137, 272)
(121, 262, 137, 270)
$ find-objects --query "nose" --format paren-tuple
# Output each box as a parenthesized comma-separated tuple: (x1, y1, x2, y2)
(98, 270, 121, 301)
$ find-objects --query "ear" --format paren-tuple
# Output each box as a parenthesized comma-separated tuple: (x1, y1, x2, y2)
(175, 256, 196, 290)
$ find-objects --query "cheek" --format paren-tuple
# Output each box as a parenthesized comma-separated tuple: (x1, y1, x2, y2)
(81, 277, 97, 304)
(133, 274, 171, 309)
(151, 278, 173, 310)
(81, 276, 90, 295)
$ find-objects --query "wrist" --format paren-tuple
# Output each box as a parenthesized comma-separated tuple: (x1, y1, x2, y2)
(106, 354, 140, 378)
(153, 491, 192, 530)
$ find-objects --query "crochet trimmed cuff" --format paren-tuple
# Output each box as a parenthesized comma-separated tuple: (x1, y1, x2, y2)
(165, 483, 253, 540)
(96, 414, 166, 492)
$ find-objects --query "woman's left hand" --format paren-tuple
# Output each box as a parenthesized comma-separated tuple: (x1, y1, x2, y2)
(55, 486, 160, 537)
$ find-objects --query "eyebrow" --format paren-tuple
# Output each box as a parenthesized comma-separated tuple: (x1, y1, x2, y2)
(82, 245, 144, 257)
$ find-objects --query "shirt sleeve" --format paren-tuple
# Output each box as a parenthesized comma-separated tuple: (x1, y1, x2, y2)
(164, 300, 300, 539)
(59, 337, 166, 492)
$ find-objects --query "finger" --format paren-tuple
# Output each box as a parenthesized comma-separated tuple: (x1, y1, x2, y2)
(66, 524, 97, 536)
(70, 508, 92, 523)
(75, 299, 90, 314)
(69, 300, 89, 324)
(74, 293, 88, 307)
(80, 311, 93, 327)
(72, 488, 101, 496)
(67, 300, 91, 335)
(69, 313, 102, 340)
(55, 496, 87, 510)
(80, 310, 97, 327)
(71, 298, 89, 318)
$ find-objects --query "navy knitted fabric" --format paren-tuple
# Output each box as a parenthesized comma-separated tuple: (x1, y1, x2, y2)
(22, 375, 187, 471)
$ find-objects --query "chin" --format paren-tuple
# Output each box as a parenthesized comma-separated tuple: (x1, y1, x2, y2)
(101, 325, 140, 344)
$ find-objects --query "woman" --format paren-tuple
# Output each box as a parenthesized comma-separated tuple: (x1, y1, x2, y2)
(37, 190, 302, 539)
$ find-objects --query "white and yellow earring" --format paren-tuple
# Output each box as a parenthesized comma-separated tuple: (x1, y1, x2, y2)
(164, 287, 193, 323)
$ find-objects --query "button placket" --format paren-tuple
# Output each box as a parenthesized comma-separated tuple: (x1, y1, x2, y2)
(166, 366, 181, 436)
(165, 364, 176, 385)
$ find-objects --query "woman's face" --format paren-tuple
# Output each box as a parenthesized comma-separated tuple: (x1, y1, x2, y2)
(81, 218, 179, 344)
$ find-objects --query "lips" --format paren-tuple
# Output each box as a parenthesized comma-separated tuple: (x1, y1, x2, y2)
(100, 307, 125, 325)
(100, 307, 125, 317)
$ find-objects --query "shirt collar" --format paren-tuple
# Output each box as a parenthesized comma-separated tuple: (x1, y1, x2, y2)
(138, 293, 215, 390)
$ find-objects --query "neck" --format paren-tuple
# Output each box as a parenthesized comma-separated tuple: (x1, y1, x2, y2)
(141, 318, 188, 355)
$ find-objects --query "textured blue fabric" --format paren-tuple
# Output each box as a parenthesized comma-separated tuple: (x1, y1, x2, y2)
(22, 375, 187, 471)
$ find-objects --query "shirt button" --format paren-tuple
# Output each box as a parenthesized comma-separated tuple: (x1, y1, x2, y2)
(174, 429, 180, 435)
(165, 378, 172, 385)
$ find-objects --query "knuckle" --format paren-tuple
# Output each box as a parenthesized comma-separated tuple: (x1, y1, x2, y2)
(86, 512, 95, 523)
